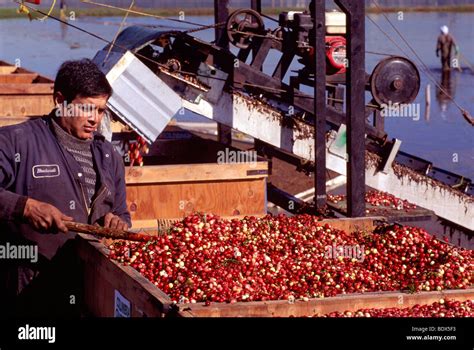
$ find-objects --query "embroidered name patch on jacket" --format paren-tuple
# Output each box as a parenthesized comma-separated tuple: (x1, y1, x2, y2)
(32, 164, 60, 178)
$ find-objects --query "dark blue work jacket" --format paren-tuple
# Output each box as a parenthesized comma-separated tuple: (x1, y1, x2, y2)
(0, 115, 131, 227)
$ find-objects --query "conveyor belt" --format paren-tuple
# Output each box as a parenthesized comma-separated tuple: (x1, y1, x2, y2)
(93, 28, 473, 231)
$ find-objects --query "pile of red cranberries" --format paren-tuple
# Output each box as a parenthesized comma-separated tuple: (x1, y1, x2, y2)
(316, 299, 473, 317)
(108, 213, 472, 304)
(328, 190, 417, 212)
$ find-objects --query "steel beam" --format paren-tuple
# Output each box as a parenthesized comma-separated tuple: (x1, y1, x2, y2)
(214, 0, 229, 48)
(214, 0, 232, 145)
(267, 183, 313, 214)
(335, 0, 366, 217)
(251, 0, 262, 13)
(250, 0, 263, 68)
(250, 38, 273, 71)
(313, 0, 327, 210)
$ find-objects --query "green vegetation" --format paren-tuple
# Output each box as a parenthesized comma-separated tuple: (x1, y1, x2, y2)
(0, 4, 473, 20)
(0, 8, 21, 19)
(0, 7, 214, 19)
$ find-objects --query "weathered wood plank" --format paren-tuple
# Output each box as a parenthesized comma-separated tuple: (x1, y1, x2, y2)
(0, 73, 39, 84)
(125, 162, 268, 184)
(0, 61, 53, 82)
(0, 66, 17, 74)
(0, 83, 53, 95)
(180, 288, 474, 317)
(320, 216, 383, 233)
(126, 178, 267, 220)
(0, 95, 53, 117)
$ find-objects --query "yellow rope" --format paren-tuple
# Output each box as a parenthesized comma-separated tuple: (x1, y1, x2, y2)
(17, 0, 57, 21)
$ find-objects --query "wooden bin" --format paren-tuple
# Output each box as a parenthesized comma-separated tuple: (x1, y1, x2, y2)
(77, 235, 173, 317)
(74, 216, 473, 317)
(0, 61, 54, 121)
(125, 161, 269, 223)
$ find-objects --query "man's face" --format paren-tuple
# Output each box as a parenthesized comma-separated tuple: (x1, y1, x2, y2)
(55, 92, 109, 140)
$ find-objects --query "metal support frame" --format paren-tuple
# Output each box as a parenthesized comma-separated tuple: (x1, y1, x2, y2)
(251, 0, 262, 13)
(373, 108, 384, 132)
(335, 0, 366, 217)
(214, 0, 232, 146)
(95, 10, 473, 229)
(250, 0, 263, 69)
(267, 183, 314, 215)
(214, 0, 229, 48)
(215, 0, 367, 216)
(250, 36, 272, 70)
(312, 0, 327, 211)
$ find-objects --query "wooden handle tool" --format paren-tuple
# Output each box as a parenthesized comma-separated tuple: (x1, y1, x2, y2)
(65, 221, 154, 242)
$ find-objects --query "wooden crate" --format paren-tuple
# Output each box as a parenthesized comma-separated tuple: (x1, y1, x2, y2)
(74, 216, 473, 317)
(76, 235, 173, 317)
(0, 61, 54, 117)
(125, 161, 269, 221)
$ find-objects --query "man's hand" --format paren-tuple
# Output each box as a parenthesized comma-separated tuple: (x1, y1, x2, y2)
(23, 198, 73, 233)
(103, 213, 129, 231)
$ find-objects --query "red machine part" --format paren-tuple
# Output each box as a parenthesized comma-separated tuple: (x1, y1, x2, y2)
(306, 36, 347, 75)
(325, 36, 347, 74)
(24, 0, 41, 4)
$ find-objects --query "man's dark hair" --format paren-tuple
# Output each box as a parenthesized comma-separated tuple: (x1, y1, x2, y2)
(54, 58, 112, 103)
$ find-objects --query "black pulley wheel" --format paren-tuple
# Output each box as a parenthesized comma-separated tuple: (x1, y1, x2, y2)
(226, 9, 265, 49)
(370, 56, 420, 106)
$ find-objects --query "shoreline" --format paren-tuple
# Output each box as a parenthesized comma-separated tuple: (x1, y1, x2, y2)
(1, 5, 474, 19)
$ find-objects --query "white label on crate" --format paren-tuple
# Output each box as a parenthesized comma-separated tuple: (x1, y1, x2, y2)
(114, 290, 131, 318)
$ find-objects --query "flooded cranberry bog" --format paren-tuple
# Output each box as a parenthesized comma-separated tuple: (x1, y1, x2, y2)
(74, 215, 473, 318)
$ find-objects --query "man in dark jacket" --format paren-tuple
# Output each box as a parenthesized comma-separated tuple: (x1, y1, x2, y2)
(436, 25, 458, 71)
(0, 59, 131, 317)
